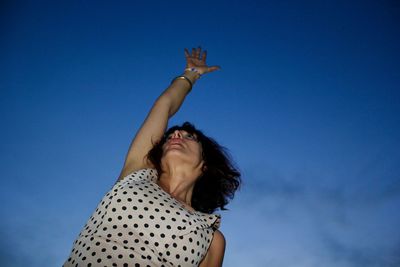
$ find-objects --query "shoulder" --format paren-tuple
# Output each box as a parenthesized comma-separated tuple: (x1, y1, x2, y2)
(199, 230, 226, 267)
(212, 230, 226, 248)
(117, 168, 158, 183)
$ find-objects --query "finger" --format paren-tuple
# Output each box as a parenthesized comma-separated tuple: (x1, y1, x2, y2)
(195, 46, 201, 58)
(207, 65, 221, 73)
(184, 48, 190, 58)
(202, 50, 207, 62)
(191, 48, 196, 57)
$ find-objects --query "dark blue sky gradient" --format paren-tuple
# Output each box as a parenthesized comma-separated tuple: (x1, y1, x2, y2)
(1, 1, 399, 266)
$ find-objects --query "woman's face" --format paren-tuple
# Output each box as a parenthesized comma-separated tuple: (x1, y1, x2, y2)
(161, 129, 204, 168)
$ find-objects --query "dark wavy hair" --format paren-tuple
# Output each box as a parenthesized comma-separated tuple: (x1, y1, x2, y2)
(147, 122, 241, 214)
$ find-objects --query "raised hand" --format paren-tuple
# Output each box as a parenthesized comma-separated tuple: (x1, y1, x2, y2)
(184, 47, 221, 75)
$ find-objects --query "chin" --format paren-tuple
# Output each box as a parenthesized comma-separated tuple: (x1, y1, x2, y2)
(162, 153, 200, 167)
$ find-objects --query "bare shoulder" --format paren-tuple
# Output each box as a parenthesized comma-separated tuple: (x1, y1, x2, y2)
(199, 230, 226, 267)
(213, 230, 226, 248)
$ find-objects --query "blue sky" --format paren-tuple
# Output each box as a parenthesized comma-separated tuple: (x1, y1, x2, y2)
(1, 1, 399, 266)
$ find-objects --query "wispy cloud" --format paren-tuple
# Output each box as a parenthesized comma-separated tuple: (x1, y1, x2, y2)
(223, 149, 400, 267)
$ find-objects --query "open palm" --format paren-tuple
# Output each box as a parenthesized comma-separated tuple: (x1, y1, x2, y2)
(184, 47, 220, 75)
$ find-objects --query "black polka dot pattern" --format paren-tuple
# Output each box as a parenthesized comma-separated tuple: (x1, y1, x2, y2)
(63, 168, 220, 266)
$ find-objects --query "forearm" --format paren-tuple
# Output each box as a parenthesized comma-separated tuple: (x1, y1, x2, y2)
(157, 70, 200, 117)
(118, 47, 217, 177)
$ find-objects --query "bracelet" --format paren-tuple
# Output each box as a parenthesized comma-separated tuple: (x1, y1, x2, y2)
(171, 75, 193, 91)
(184, 67, 202, 78)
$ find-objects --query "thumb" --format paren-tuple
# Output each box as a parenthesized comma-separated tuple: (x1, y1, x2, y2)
(207, 65, 221, 73)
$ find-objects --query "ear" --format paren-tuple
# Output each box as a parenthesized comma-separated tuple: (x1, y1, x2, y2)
(201, 162, 207, 172)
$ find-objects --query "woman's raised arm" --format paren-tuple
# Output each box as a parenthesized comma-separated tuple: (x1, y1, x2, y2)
(118, 47, 220, 180)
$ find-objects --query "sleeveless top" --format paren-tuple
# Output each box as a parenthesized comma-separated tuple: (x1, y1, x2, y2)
(63, 168, 221, 267)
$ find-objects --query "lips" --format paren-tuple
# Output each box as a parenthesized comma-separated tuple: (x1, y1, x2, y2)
(169, 142, 183, 146)
(167, 138, 184, 147)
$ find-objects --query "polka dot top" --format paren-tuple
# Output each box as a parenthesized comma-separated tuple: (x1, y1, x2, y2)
(64, 168, 221, 267)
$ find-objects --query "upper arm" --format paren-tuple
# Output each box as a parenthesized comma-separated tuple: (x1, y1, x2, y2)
(199, 230, 226, 267)
(117, 75, 193, 181)
(118, 96, 171, 180)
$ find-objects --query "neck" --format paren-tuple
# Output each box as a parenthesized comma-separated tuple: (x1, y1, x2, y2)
(157, 164, 200, 207)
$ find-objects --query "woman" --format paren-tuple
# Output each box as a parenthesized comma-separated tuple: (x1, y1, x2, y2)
(64, 47, 241, 267)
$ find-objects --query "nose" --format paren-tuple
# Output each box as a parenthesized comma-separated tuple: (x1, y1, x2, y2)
(171, 130, 183, 139)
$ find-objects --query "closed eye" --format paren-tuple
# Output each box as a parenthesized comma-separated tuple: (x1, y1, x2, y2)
(184, 133, 199, 142)
(165, 131, 198, 142)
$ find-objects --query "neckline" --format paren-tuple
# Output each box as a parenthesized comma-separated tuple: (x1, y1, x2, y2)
(151, 179, 197, 215)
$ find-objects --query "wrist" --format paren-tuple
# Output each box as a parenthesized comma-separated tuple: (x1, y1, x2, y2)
(182, 70, 200, 83)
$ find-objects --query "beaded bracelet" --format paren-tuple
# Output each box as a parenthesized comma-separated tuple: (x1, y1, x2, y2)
(184, 67, 202, 78)
(171, 75, 193, 91)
